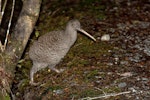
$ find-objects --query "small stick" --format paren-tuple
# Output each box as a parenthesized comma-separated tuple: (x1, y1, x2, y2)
(0, 41, 4, 52)
(0, 0, 8, 24)
(3, 0, 15, 51)
(79, 91, 131, 100)
(0, 0, 1, 11)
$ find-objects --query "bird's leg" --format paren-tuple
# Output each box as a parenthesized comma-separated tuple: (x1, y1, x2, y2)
(48, 65, 65, 73)
(30, 66, 40, 86)
(30, 62, 47, 85)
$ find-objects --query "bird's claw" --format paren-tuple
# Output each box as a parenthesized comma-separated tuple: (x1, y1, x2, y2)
(29, 81, 40, 86)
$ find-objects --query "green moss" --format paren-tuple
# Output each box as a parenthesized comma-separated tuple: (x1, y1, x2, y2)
(0, 92, 11, 100)
(80, 89, 100, 98)
(86, 70, 99, 79)
(102, 86, 121, 93)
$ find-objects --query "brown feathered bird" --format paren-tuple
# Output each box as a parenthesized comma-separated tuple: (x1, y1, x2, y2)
(29, 19, 96, 85)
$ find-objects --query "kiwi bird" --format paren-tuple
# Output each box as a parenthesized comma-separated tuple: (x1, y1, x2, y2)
(29, 19, 96, 85)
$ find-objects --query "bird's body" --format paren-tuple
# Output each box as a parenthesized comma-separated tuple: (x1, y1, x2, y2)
(29, 31, 74, 64)
(29, 19, 96, 85)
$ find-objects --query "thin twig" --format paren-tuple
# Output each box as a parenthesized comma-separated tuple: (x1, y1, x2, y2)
(3, 0, 15, 51)
(0, 0, 8, 24)
(79, 91, 131, 100)
(0, 0, 1, 28)
(0, 41, 4, 51)
(0, 0, 1, 11)
(71, 96, 75, 100)
(0, 0, 8, 52)
(94, 87, 106, 95)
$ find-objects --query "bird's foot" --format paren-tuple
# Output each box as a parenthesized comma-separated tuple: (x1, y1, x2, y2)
(29, 81, 40, 86)
(51, 68, 65, 73)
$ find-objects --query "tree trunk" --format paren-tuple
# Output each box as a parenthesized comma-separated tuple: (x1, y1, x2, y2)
(0, 0, 41, 99)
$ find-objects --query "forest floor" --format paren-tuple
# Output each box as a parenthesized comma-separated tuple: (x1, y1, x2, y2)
(12, 0, 150, 100)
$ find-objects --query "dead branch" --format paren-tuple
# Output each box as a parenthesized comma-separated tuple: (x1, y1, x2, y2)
(79, 91, 131, 100)
(3, 0, 15, 52)
(0, 0, 8, 24)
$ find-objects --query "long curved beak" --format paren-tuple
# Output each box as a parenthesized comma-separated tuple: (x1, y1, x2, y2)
(77, 28, 96, 41)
